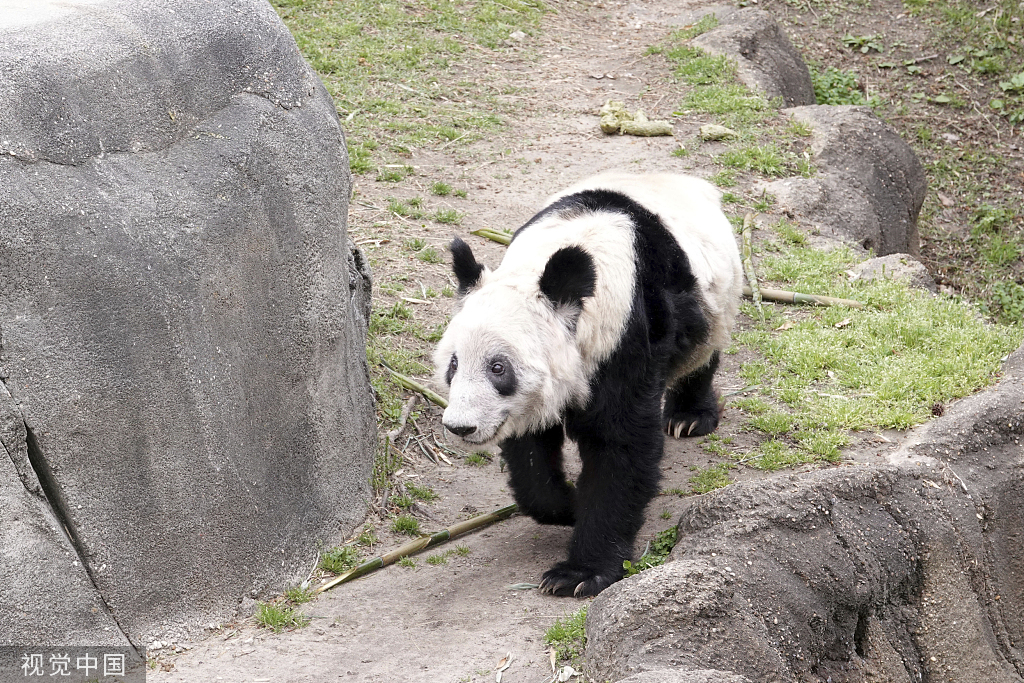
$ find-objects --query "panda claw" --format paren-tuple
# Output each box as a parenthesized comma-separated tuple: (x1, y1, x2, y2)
(687, 421, 698, 436)
(573, 582, 586, 598)
(673, 422, 684, 439)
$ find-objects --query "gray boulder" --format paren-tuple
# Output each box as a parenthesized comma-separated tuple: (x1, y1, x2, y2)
(767, 105, 926, 256)
(851, 253, 937, 292)
(585, 343, 1024, 683)
(0, 0, 375, 646)
(693, 9, 816, 108)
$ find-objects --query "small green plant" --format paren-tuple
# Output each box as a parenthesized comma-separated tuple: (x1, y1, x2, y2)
(441, 284, 455, 298)
(417, 246, 443, 264)
(710, 168, 737, 187)
(398, 556, 416, 568)
(284, 585, 314, 604)
(992, 281, 1024, 325)
(660, 510, 672, 519)
(430, 181, 452, 196)
(433, 208, 462, 224)
(404, 237, 426, 251)
(545, 606, 588, 665)
(464, 451, 491, 466)
(406, 482, 439, 501)
(623, 526, 678, 576)
(320, 545, 360, 574)
(842, 34, 884, 53)
(811, 66, 867, 105)
(453, 188, 468, 198)
(256, 602, 310, 633)
(377, 166, 411, 183)
(688, 463, 734, 494)
(773, 219, 806, 246)
(455, 544, 471, 556)
(392, 514, 421, 536)
(426, 551, 451, 565)
(356, 525, 378, 547)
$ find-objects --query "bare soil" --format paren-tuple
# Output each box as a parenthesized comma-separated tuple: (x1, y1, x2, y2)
(149, 0, 1014, 680)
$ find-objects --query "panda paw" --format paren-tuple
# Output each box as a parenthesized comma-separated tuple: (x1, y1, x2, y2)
(539, 562, 618, 597)
(664, 409, 719, 438)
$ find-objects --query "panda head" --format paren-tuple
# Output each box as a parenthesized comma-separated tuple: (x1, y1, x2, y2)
(433, 237, 597, 445)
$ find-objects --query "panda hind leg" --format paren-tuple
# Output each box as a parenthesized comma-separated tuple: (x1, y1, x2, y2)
(498, 425, 575, 526)
(663, 351, 722, 438)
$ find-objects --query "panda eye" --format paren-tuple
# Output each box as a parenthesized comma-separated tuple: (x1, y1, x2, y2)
(449, 355, 458, 373)
(490, 361, 505, 375)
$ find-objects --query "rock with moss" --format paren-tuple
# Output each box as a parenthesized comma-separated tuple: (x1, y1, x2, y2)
(692, 9, 815, 107)
(851, 253, 937, 292)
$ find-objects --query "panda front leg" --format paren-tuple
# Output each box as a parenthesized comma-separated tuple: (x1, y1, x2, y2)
(540, 405, 663, 597)
(499, 424, 576, 526)
(664, 350, 722, 438)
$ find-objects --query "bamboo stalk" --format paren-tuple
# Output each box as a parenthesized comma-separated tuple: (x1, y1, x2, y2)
(741, 213, 763, 322)
(745, 286, 864, 309)
(314, 503, 519, 593)
(383, 365, 449, 408)
(471, 228, 512, 245)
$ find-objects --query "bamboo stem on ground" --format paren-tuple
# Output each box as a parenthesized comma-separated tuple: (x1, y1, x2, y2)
(745, 286, 864, 309)
(314, 503, 519, 593)
(383, 365, 449, 408)
(471, 228, 512, 245)
(741, 213, 763, 322)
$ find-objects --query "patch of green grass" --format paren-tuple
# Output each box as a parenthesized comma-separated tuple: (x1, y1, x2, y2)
(284, 585, 314, 604)
(623, 526, 678, 576)
(427, 551, 452, 565)
(741, 245, 1023, 432)
(455, 544, 471, 556)
(272, 0, 544, 174)
(773, 218, 807, 246)
(404, 237, 426, 251)
(417, 246, 443, 263)
(441, 284, 456, 298)
(356, 525, 378, 547)
(545, 606, 588, 665)
(701, 433, 731, 456)
(719, 143, 789, 178)
(398, 556, 416, 568)
(433, 208, 462, 225)
(464, 451, 491, 466)
(406, 483, 439, 501)
(748, 411, 793, 435)
(709, 168, 737, 188)
(392, 514, 421, 536)
(732, 396, 771, 414)
(320, 545, 360, 574)
(256, 602, 311, 633)
(688, 463, 734, 494)
(453, 188, 468, 198)
(430, 181, 452, 196)
(744, 439, 813, 471)
(660, 510, 672, 520)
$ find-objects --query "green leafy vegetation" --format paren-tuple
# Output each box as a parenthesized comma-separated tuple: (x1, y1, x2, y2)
(320, 545, 361, 574)
(688, 463, 734, 494)
(256, 602, 310, 633)
(623, 526, 679, 576)
(392, 514, 421, 536)
(545, 606, 588, 665)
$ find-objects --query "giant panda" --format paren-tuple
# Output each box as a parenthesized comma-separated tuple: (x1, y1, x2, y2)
(434, 172, 743, 597)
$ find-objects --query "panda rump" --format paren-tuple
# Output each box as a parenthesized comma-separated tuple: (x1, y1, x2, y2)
(434, 172, 743, 597)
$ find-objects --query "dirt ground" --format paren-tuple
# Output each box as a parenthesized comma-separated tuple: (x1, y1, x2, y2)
(146, 0, 985, 680)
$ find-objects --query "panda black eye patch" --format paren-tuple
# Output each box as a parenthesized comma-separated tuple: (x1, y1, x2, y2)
(486, 356, 517, 396)
(445, 354, 458, 385)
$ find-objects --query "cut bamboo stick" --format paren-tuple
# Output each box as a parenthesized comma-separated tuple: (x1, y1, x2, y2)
(741, 213, 763, 322)
(314, 503, 519, 593)
(746, 286, 864, 309)
(471, 228, 512, 245)
(384, 365, 449, 408)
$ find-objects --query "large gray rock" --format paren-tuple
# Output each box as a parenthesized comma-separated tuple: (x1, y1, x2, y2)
(766, 105, 926, 256)
(692, 9, 816, 108)
(585, 344, 1024, 683)
(0, 0, 375, 646)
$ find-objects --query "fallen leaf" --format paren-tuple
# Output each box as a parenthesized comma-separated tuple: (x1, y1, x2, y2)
(506, 583, 540, 591)
(496, 652, 513, 682)
(775, 320, 796, 331)
(549, 649, 557, 673)
(834, 318, 852, 329)
(557, 665, 579, 682)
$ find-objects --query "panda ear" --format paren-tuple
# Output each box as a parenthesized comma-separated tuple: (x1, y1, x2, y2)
(450, 237, 485, 294)
(539, 246, 596, 332)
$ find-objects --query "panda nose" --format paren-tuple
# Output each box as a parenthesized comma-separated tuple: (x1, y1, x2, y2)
(445, 423, 477, 437)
